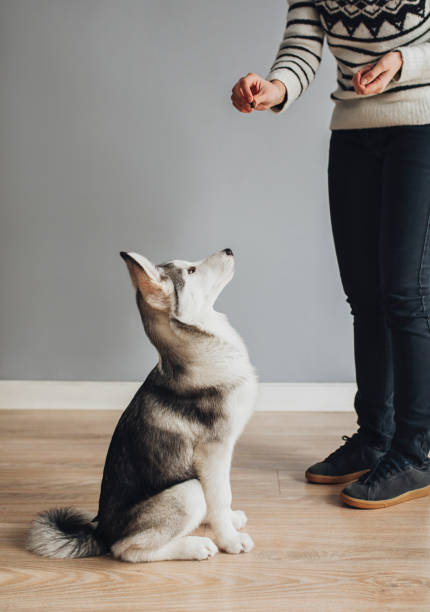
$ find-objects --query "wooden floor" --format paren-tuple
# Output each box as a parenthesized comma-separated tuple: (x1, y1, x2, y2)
(1, 410, 430, 611)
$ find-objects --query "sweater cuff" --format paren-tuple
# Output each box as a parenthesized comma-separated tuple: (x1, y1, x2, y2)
(265, 68, 303, 114)
(395, 46, 425, 83)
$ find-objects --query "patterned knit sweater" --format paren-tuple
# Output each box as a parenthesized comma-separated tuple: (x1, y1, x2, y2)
(266, 0, 430, 129)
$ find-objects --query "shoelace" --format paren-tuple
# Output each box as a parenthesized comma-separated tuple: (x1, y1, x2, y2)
(325, 433, 362, 462)
(359, 449, 410, 486)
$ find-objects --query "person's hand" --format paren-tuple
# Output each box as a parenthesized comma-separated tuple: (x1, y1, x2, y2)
(231, 73, 286, 113)
(353, 51, 403, 96)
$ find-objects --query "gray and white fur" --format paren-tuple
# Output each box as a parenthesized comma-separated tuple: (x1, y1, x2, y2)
(27, 248, 257, 562)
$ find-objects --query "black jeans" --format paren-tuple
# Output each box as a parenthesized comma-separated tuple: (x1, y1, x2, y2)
(328, 124, 430, 463)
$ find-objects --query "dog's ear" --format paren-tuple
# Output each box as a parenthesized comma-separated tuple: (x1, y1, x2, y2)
(120, 252, 171, 311)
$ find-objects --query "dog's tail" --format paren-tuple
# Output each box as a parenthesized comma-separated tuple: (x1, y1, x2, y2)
(26, 507, 107, 559)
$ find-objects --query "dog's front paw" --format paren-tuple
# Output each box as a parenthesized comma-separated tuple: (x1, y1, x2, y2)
(218, 532, 254, 554)
(230, 509, 248, 530)
(184, 536, 219, 560)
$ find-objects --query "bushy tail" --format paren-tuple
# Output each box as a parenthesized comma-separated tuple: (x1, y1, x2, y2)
(26, 507, 107, 559)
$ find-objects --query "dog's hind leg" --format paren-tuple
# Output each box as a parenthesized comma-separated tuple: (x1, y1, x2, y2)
(111, 479, 218, 562)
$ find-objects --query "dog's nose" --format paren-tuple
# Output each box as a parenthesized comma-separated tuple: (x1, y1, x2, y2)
(223, 248, 234, 256)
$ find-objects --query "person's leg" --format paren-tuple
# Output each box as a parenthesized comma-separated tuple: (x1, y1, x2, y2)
(328, 128, 394, 447)
(380, 124, 430, 462)
(341, 124, 430, 508)
(306, 128, 393, 484)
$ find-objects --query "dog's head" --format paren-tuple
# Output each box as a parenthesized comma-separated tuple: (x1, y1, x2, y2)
(120, 248, 235, 326)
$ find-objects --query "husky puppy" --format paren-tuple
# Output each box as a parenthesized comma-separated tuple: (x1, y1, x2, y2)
(27, 248, 257, 562)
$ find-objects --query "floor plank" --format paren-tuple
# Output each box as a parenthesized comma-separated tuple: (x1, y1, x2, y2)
(1, 410, 430, 611)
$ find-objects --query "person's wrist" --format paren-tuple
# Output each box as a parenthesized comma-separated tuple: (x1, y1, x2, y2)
(270, 79, 287, 107)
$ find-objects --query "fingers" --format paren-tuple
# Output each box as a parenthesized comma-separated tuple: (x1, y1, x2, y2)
(240, 75, 255, 104)
(352, 64, 372, 95)
(231, 91, 252, 113)
(230, 73, 284, 113)
(357, 64, 373, 81)
(231, 73, 262, 113)
(360, 53, 401, 94)
(231, 82, 251, 112)
(231, 84, 252, 112)
(362, 72, 391, 95)
(360, 60, 384, 87)
(353, 56, 395, 96)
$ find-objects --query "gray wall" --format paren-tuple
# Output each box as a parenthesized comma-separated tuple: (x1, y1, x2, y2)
(0, 0, 353, 382)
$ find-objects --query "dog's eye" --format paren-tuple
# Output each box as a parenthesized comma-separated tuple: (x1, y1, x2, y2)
(187, 266, 196, 275)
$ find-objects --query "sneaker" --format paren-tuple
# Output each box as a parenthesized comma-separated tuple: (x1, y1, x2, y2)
(305, 433, 385, 484)
(340, 449, 430, 509)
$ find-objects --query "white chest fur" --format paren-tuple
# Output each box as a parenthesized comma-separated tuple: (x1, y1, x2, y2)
(223, 376, 258, 442)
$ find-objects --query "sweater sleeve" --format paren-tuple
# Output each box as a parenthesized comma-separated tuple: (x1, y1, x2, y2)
(395, 43, 430, 84)
(266, 0, 325, 113)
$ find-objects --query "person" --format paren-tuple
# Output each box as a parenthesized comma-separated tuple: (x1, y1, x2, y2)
(231, 0, 430, 509)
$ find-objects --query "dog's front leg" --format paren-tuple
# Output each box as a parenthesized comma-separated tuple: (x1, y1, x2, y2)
(195, 442, 254, 554)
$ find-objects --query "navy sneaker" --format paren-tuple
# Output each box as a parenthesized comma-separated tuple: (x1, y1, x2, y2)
(340, 449, 430, 509)
(305, 432, 385, 484)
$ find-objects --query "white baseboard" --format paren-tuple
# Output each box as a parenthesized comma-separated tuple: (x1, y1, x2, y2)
(0, 380, 356, 411)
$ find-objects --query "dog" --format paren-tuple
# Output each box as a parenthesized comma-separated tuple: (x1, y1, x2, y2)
(27, 248, 257, 562)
